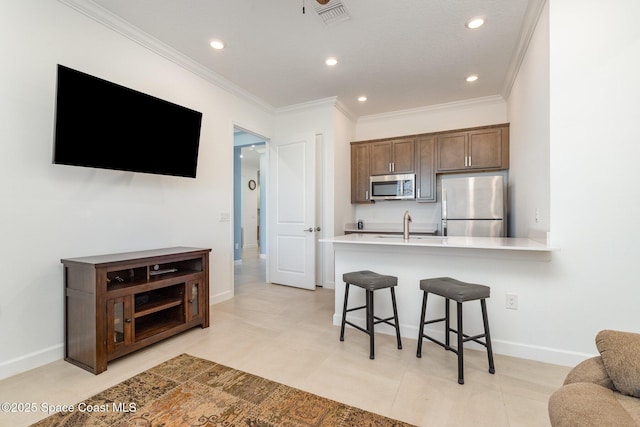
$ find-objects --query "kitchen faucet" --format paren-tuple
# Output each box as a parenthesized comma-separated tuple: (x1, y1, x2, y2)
(403, 210, 412, 240)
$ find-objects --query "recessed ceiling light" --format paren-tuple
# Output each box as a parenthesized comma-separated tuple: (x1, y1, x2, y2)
(466, 75, 479, 82)
(325, 57, 338, 66)
(466, 17, 485, 29)
(210, 40, 225, 50)
(358, 96, 367, 102)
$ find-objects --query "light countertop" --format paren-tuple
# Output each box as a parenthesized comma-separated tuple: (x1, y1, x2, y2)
(322, 233, 558, 252)
(343, 222, 438, 234)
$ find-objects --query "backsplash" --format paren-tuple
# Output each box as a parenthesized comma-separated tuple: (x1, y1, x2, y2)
(352, 200, 442, 234)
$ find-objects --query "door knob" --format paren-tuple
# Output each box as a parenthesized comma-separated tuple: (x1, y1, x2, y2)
(315, 227, 321, 232)
(304, 228, 314, 232)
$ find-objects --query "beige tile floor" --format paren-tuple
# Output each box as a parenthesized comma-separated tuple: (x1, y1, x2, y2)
(0, 248, 570, 426)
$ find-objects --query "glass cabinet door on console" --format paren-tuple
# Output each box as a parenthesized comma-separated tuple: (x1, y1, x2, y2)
(187, 279, 203, 322)
(107, 296, 133, 353)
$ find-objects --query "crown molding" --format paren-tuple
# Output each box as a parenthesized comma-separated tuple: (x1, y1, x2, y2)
(357, 95, 506, 123)
(274, 96, 338, 114)
(501, 0, 548, 100)
(334, 99, 357, 122)
(57, 0, 275, 114)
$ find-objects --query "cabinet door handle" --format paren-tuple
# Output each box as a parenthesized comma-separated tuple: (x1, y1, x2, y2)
(125, 318, 132, 323)
(315, 226, 322, 232)
(365, 190, 369, 200)
(468, 155, 472, 166)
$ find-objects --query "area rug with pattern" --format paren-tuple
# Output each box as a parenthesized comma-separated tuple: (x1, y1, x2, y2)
(31, 353, 415, 426)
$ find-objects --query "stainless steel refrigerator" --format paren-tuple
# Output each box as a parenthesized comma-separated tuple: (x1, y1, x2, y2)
(441, 175, 506, 237)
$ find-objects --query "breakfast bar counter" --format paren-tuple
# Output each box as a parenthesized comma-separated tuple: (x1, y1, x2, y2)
(321, 233, 558, 358)
(324, 233, 556, 252)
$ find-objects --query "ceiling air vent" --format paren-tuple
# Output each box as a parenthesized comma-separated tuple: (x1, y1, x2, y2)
(314, 0, 351, 26)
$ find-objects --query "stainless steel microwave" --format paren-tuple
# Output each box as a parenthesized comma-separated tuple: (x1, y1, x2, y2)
(370, 174, 415, 200)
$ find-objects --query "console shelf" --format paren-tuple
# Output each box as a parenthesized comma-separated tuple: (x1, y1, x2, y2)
(62, 247, 211, 374)
(135, 298, 183, 318)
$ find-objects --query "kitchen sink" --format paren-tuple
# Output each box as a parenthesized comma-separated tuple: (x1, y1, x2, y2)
(374, 235, 446, 240)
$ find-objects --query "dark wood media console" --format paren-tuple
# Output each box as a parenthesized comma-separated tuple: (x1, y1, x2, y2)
(62, 247, 211, 374)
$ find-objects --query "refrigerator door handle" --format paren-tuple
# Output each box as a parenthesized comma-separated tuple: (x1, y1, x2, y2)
(442, 189, 447, 219)
(441, 189, 447, 236)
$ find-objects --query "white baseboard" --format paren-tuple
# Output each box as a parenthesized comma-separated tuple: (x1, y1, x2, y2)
(322, 279, 335, 289)
(331, 314, 593, 367)
(0, 344, 64, 381)
(210, 290, 233, 305)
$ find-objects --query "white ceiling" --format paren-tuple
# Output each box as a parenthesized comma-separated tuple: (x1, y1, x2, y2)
(69, 0, 544, 118)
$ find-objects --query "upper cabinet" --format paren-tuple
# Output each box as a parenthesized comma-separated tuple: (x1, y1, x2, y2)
(370, 138, 415, 175)
(351, 142, 372, 204)
(415, 136, 436, 202)
(436, 125, 509, 172)
(350, 123, 509, 204)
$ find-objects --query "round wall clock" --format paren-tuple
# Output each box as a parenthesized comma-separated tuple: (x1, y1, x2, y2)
(248, 179, 257, 190)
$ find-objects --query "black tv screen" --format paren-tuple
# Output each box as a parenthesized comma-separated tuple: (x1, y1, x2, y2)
(53, 65, 203, 178)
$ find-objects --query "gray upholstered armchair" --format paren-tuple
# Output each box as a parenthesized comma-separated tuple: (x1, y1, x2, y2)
(548, 330, 640, 426)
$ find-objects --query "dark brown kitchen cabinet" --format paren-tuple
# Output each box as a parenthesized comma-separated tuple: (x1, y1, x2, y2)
(415, 135, 436, 202)
(350, 123, 509, 204)
(436, 125, 509, 172)
(351, 142, 371, 203)
(62, 247, 211, 374)
(370, 138, 415, 175)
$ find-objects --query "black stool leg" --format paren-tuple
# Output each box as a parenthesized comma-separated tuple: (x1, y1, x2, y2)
(390, 287, 402, 350)
(457, 301, 464, 385)
(444, 298, 451, 350)
(416, 291, 428, 357)
(481, 299, 495, 374)
(367, 289, 375, 359)
(339, 283, 350, 341)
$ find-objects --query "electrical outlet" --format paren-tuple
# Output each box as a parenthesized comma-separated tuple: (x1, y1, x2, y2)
(506, 293, 518, 310)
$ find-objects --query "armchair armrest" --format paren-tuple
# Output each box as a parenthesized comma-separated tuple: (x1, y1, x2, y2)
(564, 356, 615, 391)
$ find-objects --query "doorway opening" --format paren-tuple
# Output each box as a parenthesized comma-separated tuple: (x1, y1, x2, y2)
(233, 126, 267, 290)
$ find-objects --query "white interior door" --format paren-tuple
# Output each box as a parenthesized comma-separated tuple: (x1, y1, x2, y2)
(268, 133, 316, 290)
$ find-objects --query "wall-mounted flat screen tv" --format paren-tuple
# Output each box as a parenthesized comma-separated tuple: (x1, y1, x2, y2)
(53, 65, 203, 178)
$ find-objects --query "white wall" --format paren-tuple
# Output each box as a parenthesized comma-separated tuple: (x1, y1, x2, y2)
(356, 96, 508, 141)
(0, 1, 273, 379)
(329, 108, 357, 287)
(544, 0, 640, 352)
(508, 4, 550, 236)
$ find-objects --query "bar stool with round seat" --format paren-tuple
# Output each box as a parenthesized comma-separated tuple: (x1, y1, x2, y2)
(416, 277, 495, 384)
(340, 270, 402, 359)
